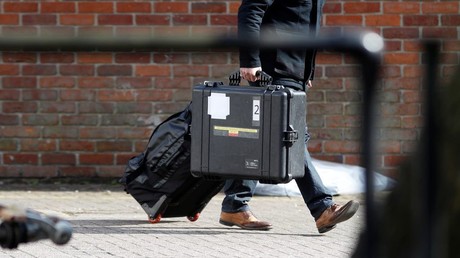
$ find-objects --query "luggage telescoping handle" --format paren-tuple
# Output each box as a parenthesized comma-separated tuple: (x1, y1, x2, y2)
(228, 70, 273, 86)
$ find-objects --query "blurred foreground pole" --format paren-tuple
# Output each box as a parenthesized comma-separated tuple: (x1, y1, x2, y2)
(0, 205, 72, 249)
(421, 40, 441, 258)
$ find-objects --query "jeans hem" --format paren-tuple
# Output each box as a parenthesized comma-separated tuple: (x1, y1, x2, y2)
(312, 200, 334, 221)
(221, 204, 251, 213)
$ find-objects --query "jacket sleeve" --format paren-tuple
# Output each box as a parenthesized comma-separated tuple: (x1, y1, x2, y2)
(238, 0, 272, 68)
(306, 0, 325, 81)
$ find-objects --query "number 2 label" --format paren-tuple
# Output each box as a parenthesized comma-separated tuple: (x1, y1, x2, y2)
(253, 99, 260, 121)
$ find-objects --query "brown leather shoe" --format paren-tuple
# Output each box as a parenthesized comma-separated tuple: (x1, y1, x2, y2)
(219, 211, 272, 230)
(316, 200, 360, 233)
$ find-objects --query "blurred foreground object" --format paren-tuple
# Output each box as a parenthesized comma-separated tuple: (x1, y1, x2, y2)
(353, 43, 460, 258)
(0, 205, 72, 249)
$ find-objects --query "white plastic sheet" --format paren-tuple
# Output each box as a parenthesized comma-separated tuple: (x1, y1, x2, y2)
(254, 159, 396, 196)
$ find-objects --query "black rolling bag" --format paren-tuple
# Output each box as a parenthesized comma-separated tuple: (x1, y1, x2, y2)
(191, 72, 306, 184)
(120, 103, 224, 223)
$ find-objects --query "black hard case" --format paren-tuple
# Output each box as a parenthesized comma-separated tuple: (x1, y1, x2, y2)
(191, 81, 307, 183)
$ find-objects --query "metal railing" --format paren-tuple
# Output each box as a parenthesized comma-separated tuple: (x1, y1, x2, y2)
(0, 31, 383, 255)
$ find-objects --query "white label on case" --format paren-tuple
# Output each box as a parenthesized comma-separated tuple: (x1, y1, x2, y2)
(207, 93, 229, 119)
(253, 99, 260, 122)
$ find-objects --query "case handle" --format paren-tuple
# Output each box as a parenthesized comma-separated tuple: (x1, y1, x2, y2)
(228, 70, 273, 86)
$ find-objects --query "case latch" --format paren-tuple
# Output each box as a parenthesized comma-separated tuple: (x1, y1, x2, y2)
(203, 81, 224, 87)
(266, 85, 284, 91)
(283, 125, 298, 143)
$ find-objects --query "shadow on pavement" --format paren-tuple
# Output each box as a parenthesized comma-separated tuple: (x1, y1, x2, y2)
(69, 219, 324, 237)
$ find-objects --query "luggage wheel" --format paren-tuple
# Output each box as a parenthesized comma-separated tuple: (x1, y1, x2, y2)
(148, 214, 162, 224)
(187, 213, 200, 222)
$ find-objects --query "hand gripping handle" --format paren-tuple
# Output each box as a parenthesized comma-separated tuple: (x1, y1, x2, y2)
(228, 70, 273, 86)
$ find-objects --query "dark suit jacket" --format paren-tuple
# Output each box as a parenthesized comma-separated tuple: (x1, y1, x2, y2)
(238, 0, 325, 83)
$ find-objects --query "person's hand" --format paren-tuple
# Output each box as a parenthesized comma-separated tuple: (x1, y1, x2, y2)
(307, 80, 313, 88)
(240, 67, 262, 82)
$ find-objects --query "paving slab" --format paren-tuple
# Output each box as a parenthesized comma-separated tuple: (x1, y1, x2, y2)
(0, 185, 366, 258)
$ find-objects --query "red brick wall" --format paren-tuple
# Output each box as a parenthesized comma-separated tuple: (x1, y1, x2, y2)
(0, 1, 458, 179)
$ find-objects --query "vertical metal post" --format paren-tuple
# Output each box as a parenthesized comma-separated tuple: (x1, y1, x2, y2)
(420, 40, 440, 258)
(360, 55, 379, 258)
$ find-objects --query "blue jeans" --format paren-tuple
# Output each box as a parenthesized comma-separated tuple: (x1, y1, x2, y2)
(221, 78, 334, 220)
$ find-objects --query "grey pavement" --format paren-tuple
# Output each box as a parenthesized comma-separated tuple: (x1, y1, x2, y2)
(0, 184, 366, 258)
